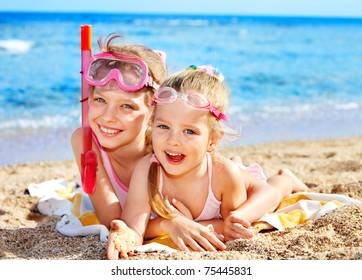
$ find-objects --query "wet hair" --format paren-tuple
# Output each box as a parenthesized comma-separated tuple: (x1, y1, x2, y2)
(148, 66, 230, 219)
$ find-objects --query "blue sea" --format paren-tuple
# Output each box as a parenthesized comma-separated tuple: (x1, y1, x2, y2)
(1, 12, 362, 166)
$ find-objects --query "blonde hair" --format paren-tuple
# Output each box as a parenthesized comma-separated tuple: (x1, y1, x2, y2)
(148, 66, 230, 219)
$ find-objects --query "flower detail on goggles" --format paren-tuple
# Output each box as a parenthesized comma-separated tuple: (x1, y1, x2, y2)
(84, 52, 159, 91)
(188, 64, 225, 82)
(151, 87, 230, 121)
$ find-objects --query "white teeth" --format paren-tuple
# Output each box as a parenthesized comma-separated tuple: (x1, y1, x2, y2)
(166, 152, 182, 156)
(100, 126, 119, 134)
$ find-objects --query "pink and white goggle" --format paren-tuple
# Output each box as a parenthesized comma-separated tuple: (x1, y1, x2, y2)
(151, 87, 230, 121)
(84, 52, 159, 91)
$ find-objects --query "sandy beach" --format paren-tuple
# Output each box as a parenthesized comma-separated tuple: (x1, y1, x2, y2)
(0, 136, 361, 260)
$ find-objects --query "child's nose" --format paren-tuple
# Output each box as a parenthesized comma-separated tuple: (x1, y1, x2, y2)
(102, 105, 117, 121)
(166, 131, 181, 146)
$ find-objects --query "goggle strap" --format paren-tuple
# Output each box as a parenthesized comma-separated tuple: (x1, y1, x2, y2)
(152, 81, 159, 90)
(146, 75, 159, 90)
(153, 50, 167, 67)
(209, 107, 230, 122)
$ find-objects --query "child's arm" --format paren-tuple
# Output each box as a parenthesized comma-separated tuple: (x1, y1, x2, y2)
(219, 158, 279, 241)
(71, 128, 122, 227)
(107, 155, 152, 259)
(144, 203, 226, 252)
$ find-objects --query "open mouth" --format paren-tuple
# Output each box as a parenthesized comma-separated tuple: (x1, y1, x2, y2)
(99, 125, 122, 137)
(165, 151, 185, 164)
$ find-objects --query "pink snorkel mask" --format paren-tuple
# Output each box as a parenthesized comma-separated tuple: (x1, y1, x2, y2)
(84, 52, 160, 91)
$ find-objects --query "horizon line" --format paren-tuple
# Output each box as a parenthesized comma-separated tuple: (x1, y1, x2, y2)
(1, 10, 362, 20)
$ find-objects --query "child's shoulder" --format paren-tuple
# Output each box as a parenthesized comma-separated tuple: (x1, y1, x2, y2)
(132, 153, 153, 177)
(211, 153, 246, 193)
(71, 127, 83, 144)
(137, 153, 153, 167)
(211, 153, 242, 177)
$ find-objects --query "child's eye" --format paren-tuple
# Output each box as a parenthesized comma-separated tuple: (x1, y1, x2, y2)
(158, 124, 169, 130)
(121, 104, 134, 109)
(95, 97, 106, 103)
(184, 129, 196, 135)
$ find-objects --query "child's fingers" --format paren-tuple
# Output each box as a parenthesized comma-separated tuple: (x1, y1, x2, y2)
(226, 223, 254, 240)
(228, 215, 251, 228)
(215, 232, 225, 242)
(171, 198, 193, 219)
(119, 251, 129, 259)
(184, 237, 206, 252)
(106, 240, 119, 260)
(164, 197, 176, 212)
(201, 230, 227, 251)
(110, 219, 127, 230)
(173, 237, 190, 252)
(195, 238, 218, 252)
(176, 233, 225, 252)
(186, 232, 225, 252)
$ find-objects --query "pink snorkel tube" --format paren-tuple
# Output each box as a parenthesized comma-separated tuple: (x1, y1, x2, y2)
(80, 25, 97, 194)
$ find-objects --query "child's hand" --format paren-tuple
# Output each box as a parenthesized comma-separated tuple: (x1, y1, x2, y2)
(107, 219, 137, 260)
(162, 215, 226, 252)
(223, 211, 254, 241)
(165, 197, 193, 220)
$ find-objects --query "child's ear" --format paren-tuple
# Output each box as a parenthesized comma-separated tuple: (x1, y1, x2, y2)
(207, 133, 223, 153)
(207, 142, 216, 153)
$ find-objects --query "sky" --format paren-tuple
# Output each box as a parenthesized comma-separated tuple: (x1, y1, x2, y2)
(0, 0, 362, 18)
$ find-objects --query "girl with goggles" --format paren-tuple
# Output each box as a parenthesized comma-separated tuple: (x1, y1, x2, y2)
(108, 65, 308, 258)
(72, 34, 167, 237)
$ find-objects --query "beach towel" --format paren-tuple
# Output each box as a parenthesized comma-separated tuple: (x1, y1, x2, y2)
(252, 192, 362, 232)
(27, 179, 109, 242)
(27, 179, 176, 253)
(27, 179, 362, 251)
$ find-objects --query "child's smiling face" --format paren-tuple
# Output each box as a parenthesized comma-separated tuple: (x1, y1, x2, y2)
(151, 96, 214, 176)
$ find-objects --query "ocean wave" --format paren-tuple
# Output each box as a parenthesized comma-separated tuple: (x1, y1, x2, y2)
(228, 101, 362, 121)
(133, 18, 209, 27)
(0, 114, 79, 130)
(0, 39, 33, 54)
(334, 102, 360, 110)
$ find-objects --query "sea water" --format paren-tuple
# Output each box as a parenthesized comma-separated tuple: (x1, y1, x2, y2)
(0, 12, 361, 166)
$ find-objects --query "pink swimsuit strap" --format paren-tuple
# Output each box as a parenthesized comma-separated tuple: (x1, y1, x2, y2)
(93, 134, 128, 209)
(155, 153, 221, 221)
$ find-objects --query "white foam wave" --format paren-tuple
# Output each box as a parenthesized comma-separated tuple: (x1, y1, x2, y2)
(0, 39, 33, 54)
(334, 102, 360, 110)
(134, 18, 209, 27)
(228, 101, 361, 121)
(0, 114, 79, 130)
(170, 19, 209, 26)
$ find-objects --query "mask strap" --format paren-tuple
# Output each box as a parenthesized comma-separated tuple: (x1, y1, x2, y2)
(153, 50, 167, 67)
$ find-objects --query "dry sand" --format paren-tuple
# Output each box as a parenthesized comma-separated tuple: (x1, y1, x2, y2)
(0, 136, 361, 260)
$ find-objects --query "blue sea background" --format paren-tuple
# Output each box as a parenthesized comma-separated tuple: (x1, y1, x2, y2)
(0, 12, 361, 166)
